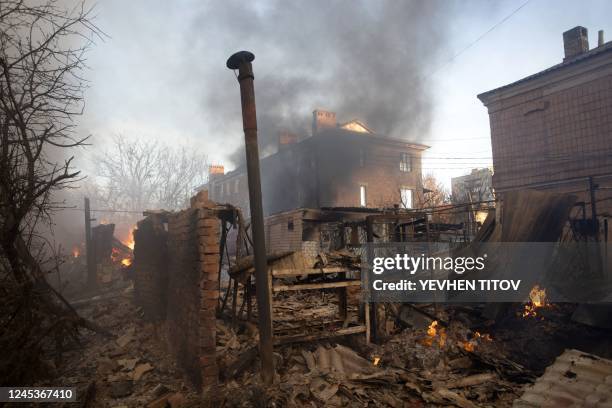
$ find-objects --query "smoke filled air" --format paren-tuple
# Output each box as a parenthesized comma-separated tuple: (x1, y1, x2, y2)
(193, 0, 450, 166)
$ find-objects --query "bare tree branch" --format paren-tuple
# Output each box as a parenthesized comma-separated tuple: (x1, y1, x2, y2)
(0, 0, 104, 385)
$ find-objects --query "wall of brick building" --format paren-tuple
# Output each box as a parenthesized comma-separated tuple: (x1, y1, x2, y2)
(480, 50, 612, 216)
(133, 207, 220, 392)
(314, 132, 423, 209)
(206, 129, 427, 216)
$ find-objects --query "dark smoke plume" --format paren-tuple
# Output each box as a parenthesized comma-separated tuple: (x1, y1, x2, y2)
(191, 0, 451, 166)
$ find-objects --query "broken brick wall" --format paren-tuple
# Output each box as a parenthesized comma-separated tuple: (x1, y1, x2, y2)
(132, 206, 220, 392)
(133, 215, 168, 322)
(165, 208, 219, 391)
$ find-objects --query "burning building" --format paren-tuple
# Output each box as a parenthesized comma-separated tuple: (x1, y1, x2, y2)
(203, 109, 428, 216)
(478, 26, 612, 221)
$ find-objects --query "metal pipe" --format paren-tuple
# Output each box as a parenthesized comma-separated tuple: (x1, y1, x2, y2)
(226, 50, 274, 384)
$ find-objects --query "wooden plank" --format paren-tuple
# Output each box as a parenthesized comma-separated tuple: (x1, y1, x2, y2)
(272, 279, 361, 292)
(271, 267, 348, 277)
(338, 271, 347, 320)
(274, 325, 366, 345)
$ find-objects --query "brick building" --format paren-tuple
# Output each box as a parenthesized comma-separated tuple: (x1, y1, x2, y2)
(204, 109, 428, 216)
(451, 168, 494, 204)
(477, 26, 612, 217)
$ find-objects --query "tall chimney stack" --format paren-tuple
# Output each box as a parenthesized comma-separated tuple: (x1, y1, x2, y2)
(208, 164, 225, 177)
(598, 30, 605, 47)
(563, 26, 589, 61)
(312, 109, 337, 135)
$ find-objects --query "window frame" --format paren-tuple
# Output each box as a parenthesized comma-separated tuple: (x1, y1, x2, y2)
(400, 187, 413, 209)
(400, 152, 412, 173)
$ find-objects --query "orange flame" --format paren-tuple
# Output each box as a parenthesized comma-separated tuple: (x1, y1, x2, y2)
(122, 227, 136, 250)
(522, 284, 548, 318)
(111, 247, 121, 263)
(72, 246, 80, 258)
(461, 331, 493, 352)
(422, 320, 446, 347)
(121, 258, 132, 266)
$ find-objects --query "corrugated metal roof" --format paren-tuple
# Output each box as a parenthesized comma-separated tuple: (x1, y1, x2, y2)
(513, 349, 612, 407)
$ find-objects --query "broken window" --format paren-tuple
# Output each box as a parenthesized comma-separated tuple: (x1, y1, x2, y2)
(400, 152, 411, 172)
(400, 188, 413, 209)
(360, 185, 367, 207)
(287, 219, 294, 231)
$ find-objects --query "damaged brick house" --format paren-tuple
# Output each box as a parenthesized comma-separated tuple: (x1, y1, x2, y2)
(203, 109, 429, 216)
(478, 26, 612, 220)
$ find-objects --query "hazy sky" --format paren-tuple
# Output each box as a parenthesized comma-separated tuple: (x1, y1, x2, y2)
(76, 0, 612, 187)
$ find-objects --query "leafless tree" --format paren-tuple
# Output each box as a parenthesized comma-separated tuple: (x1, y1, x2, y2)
(94, 135, 209, 214)
(0, 0, 104, 384)
(420, 173, 451, 208)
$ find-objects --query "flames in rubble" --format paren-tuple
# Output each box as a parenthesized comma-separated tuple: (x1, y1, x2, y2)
(422, 320, 493, 352)
(111, 247, 132, 267)
(422, 320, 447, 347)
(122, 227, 135, 250)
(72, 246, 80, 258)
(461, 331, 493, 352)
(522, 284, 549, 318)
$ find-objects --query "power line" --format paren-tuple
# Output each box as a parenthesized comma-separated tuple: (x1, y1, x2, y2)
(425, 0, 533, 80)
(65, 207, 145, 214)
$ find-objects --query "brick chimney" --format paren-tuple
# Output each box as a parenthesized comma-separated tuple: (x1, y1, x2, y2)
(563, 26, 589, 61)
(278, 130, 298, 150)
(312, 109, 337, 135)
(209, 164, 225, 176)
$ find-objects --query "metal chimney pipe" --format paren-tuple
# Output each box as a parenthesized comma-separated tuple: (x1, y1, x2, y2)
(598, 30, 605, 47)
(226, 50, 274, 384)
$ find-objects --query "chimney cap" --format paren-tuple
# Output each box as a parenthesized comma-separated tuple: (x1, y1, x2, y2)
(226, 51, 255, 70)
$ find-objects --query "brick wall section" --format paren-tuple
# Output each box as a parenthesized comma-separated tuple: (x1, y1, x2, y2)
(264, 210, 304, 253)
(479, 48, 612, 215)
(133, 215, 168, 322)
(164, 208, 219, 391)
(486, 76, 612, 190)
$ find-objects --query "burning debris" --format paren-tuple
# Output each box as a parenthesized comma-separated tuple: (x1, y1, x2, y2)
(72, 245, 81, 258)
(522, 284, 550, 318)
(461, 331, 493, 353)
(422, 320, 447, 348)
(121, 226, 136, 251)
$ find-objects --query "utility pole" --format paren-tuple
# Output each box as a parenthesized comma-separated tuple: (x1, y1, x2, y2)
(84, 197, 96, 290)
(226, 50, 274, 384)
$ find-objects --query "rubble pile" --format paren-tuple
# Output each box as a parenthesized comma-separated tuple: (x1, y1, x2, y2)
(33, 282, 201, 407)
(215, 312, 527, 407)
